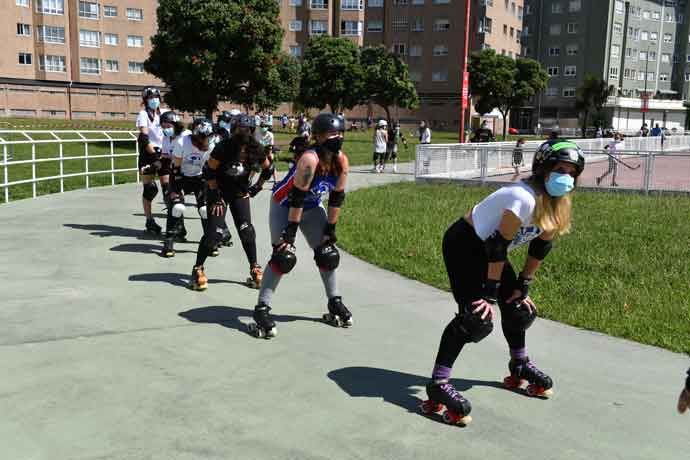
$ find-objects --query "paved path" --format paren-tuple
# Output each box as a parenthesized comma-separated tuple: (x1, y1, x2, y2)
(0, 170, 688, 460)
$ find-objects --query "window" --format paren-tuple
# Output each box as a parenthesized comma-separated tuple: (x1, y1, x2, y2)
(567, 23, 579, 34)
(79, 1, 98, 19)
(685, 73, 690, 82)
(637, 72, 645, 81)
(479, 17, 492, 34)
(104, 5, 117, 17)
(664, 33, 673, 43)
(412, 0, 424, 4)
(289, 20, 302, 31)
(36, 0, 64, 14)
(432, 69, 448, 82)
(392, 43, 407, 56)
(652, 11, 660, 20)
(104, 33, 118, 46)
(639, 51, 648, 60)
(17, 24, 31, 36)
(547, 66, 560, 76)
(39, 54, 65, 72)
(510, 27, 514, 37)
(409, 70, 421, 82)
(615, 0, 623, 14)
(545, 87, 559, 97)
(289, 45, 302, 57)
(679, 14, 685, 25)
(564, 65, 576, 77)
(518, 6, 523, 19)
(611, 45, 620, 58)
(16, 0, 29, 6)
(433, 44, 448, 56)
(566, 44, 578, 55)
(549, 24, 561, 35)
(641, 30, 649, 41)
(662, 53, 671, 63)
(392, 18, 409, 31)
(409, 45, 422, 57)
(551, 2, 562, 13)
(128, 61, 144, 73)
(289, 0, 302, 5)
(105, 59, 119, 72)
(609, 67, 618, 78)
(79, 29, 100, 47)
(614, 22, 622, 34)
(562, 87, 575, 97)
(665, 12, 674, 23)
(623, 68, 636, 79)
(434, 19, 450, 31)
(18, 52, 32, 65)
(625, 47, 635, 59)
(310, 0, 328, 9)
(411, 17, 424, 31)
(37, 25, 64, 43)
(650, 32, 658, 41)
(127, 35, 143, 48)
(341, 0, 363, 9)
(393, 0, 409, 4)
(367, 20, 383, 32)
(341, 21, 363, 36)
(309, 20, 327, 35)
(660, 73, 668, 81)
(568, 0, 581, 11)
(649, 51, 656, 61)
(126, 8, 142, 21)
(432, 0, 450, 4)
(368, 0, 383, 6)
(548, 47, 560, 56)
(80, 57, 100, 74)
(647, 72, 655, 81)
(643, 10, 650, 19)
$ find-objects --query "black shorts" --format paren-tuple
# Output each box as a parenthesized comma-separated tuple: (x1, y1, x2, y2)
(173, 176, 206, 208)
(138, 153, 172, 177)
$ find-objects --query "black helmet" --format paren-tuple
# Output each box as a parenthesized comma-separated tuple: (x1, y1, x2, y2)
(532, 139, 585, 177)
(191, 118, 214, 137)
(235, 115, 255, 130)
(142, 87, 160, 101)
(160, 111, 181, 125)
(218, 111, 233, 124)
(312, 113, 344, 135)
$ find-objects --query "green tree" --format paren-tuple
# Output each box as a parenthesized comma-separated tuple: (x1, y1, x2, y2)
(576, 74, 615, 137)
(232, 54, 302, 112)
(360, 46, 420, 123)
(468, 49, 548, 140)
(298, 36, 365, 112)
(145, 0, 284, 118)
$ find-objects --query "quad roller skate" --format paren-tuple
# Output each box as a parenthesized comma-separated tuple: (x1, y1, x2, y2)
(503, 357, 554, 398)
(188, 265, 208, 291)
(145, 218, 162, 236)
(247, 264, 263, 289)
(322, 296, 353, 327)
(420, 380, 472, 426)
(160, 239, 175, 258)
(248, 303, 277, 339)
(210, 244, 220, 257)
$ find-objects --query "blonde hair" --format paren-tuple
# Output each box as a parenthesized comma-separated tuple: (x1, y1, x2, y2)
(533, 192, 573, 236)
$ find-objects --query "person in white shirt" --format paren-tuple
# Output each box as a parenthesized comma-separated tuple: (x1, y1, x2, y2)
(419, 120, 432, 144)
(136, 87, 166, 235)
(260, 122, 275, 149)
(373, 120, 389, 173)
(596, 132, 624, 187)
(421, 139, 585, 426)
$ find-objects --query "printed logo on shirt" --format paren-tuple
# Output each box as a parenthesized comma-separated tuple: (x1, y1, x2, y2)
(510, 225, 542, 250)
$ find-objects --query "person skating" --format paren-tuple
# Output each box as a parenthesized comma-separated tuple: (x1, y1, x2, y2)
(373, 120, 388, 173)
(250, 113, 350, 339)
(421, 139, 585, 425)
(678, 368, 690, 414)
(596, 132, 624, 187)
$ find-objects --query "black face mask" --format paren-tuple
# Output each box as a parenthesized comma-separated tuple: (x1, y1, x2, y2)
(322, 136, 343, 154)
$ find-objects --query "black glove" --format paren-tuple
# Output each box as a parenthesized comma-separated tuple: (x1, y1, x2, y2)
(172, 166, 183, 184)
(248, 184, 262, 197)
(323, 222, 337, 244)
(280, 221, 299, 245)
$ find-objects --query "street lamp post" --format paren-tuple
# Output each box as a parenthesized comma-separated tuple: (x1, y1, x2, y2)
(458, 0, 471, 143)
(642, 46, 650, 126)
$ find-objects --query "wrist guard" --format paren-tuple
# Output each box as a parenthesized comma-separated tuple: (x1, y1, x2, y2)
(482, 279, 501, 304)
(281, 221, 299, 244)
(328, 190, 345, 208)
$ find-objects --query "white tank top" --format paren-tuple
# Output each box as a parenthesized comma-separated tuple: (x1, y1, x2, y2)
(135, 110, 163, 148)
(374, 129, 387, 153)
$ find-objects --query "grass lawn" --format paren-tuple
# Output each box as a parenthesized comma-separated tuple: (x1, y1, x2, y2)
(337, 182, 690, 354)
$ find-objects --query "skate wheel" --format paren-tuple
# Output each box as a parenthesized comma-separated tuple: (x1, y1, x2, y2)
(442, 410, 472, 426)
(526, 384, 553, 398)
(419, 400, 443, 415)
(267, 327, 277, 338)
(503, 375, 523, 389)
(342, 317, 353, 328)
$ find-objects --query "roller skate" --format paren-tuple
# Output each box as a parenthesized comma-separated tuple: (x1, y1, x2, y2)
(221, 228, 233, 247)
(145, 218, 162, 236)
(175, 222, 188, 242)
(248, 303, 277, 339)
(322, 296, 353, 327)
(160, 239, 175, 258)
(247, 264, 263, 289)
(503, 357, 554, 398)
(420, 380, 472, 426)
(188, 265, 208, 291)
(210, 243, 220, 257)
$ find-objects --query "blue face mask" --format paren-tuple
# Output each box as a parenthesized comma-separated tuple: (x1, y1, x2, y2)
(147, 98, 160, 110)
(162, 127, 174, 137)
(545, 172, 575, 197)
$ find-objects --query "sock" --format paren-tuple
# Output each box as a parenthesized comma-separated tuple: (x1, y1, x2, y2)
(510, 348, 528, 361)
(432, 364, 452, 382)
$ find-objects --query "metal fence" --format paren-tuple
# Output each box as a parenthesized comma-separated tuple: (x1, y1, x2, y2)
(0, 130, 139, 203)
(416, 136, 690, 194)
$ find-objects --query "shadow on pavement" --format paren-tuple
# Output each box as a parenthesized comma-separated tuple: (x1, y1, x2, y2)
(128, 272, 250, 288)
(179, 305, 319, 336)
(64, 223, 149, 239)
(110, 243, 196, 256)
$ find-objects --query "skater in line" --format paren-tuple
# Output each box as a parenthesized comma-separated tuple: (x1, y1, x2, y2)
(136, 87, 167, 235)
(678, 368, 690, 414)
(250, 113, 351, 338)
(373, 120, 388, 173)
(189, 115, 274, 291)
(421, 139, 585, 425)
(419, 120, 432, 144)
(386, 121, 407, 173)
(596, 132, 624, 187)
(161, 118, 215, 258)
(511, 138, 526, 181)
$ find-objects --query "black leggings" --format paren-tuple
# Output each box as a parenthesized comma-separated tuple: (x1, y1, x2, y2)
(196, 194, 257, 267)
(434, 218, 526, 368)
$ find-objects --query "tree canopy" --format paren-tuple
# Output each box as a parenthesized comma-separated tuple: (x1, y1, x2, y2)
(576, 74, 615, 136)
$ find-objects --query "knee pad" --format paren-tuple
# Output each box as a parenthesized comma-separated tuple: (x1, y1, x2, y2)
(238, 222, 255, 244)
(172, 203, 186, 218)
(143, 182, 158, 201)
(502, 300, 537, 331)
(452, 303, 494, 343)
(269, 247, 297, 274)
(314, 243, 340, 271)
(198, 205, 208, 220)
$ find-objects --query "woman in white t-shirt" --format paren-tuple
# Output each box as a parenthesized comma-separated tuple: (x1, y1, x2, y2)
(372, 120, 388, 173)
(596, 132, 624, 187)
(420, 139, 585, 426)
(136, 87, 166, 235)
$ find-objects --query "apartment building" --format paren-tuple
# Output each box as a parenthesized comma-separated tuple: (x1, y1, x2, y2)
(522, 0, 690, 132)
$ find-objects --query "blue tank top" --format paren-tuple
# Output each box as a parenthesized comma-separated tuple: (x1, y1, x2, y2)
(272, 165, 338, 210)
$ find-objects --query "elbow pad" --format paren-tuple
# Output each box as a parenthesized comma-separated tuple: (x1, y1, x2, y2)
(328, 190, 345, 208)
(288, 187, 307, 209)
(484, 230, 512, 263)
(528, 237, 553, 261)
(259, 162, 275, 181)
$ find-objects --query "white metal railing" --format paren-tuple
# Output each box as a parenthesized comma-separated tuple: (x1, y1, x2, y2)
(0, 130, 139, 203)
